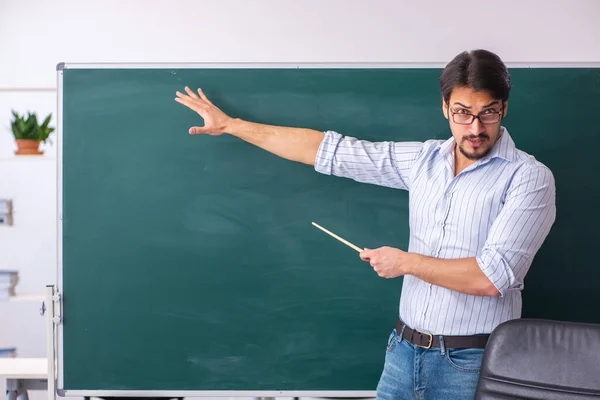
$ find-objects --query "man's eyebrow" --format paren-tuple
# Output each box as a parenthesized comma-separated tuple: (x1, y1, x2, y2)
(453, 102, 471, 108)
(453, 100, 501, 109)
(483, 100, 500, 108)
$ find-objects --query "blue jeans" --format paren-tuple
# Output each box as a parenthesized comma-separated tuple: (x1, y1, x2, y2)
(376, 327, 484, 400)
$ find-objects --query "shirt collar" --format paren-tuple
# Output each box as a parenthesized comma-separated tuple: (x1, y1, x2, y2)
(439, 135, 455, 157)
(486, 127, 517, 162)
(438, 127, 517, 163)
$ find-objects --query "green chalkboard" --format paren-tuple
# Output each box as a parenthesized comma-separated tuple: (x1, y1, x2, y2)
(59, 65, 600, 393)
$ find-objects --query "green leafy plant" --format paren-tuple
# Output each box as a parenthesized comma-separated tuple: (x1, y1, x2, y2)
(10, 110, 55, 143)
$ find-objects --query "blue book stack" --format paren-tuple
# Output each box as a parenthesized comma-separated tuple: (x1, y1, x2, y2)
(0, 347, 17, 358)
(0, 270, 18, 299)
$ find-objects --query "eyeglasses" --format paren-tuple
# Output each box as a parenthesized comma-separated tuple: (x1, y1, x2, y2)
(449, 108, 503, 125)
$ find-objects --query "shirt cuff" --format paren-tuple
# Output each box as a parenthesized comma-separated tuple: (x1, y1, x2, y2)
(476, 250, 516, 297)
(314, 130, 343, 175)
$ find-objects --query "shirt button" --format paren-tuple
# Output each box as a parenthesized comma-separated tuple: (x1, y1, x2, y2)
(431, 251, 436, 256)
(438, 221, 444, 227)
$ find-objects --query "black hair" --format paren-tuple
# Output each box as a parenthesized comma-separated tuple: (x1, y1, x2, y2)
(440, 49, 511, 104)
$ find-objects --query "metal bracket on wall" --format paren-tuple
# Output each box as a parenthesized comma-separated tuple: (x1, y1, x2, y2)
(43, 285, 59, 400)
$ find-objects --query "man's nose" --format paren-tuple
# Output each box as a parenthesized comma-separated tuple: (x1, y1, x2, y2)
(469, 117, 485, 135)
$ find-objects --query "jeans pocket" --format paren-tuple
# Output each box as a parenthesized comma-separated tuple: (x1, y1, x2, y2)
(445, 347, 484, 373)
(386, 329, 399, 352)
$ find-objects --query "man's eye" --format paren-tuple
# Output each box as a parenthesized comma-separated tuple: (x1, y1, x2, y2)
(456, 109, 468, 114)
(483, 109, 497, 114)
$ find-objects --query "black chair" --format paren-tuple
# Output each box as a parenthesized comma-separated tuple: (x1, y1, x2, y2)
(475, 318, 600, 399)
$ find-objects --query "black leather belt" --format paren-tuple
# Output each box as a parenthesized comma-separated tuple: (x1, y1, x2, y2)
(396, 319, 489, 349)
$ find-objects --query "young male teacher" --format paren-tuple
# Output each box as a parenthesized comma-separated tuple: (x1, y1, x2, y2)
(175, 49, 556, 400)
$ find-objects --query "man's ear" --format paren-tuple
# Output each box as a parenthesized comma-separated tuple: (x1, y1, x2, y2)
(503, 102, 509, 118)
(442, 99, 449, 120)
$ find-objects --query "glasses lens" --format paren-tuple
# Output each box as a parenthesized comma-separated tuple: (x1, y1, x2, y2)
(480, 113, 500, 124)
(453, 113, 473, 125)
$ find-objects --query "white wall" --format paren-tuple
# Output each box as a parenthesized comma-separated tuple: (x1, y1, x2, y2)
(0, 0, 598, 399)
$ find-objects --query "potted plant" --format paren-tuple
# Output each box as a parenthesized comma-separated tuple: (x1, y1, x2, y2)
(10, 110, 55, 155)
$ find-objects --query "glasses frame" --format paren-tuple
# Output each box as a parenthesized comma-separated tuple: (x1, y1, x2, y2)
(448, 105, 504, 125)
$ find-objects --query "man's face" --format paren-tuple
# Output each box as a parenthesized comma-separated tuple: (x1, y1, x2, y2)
(442, 86, 507, 161)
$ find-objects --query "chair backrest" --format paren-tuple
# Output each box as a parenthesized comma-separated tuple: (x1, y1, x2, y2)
(475, 318, 600, 399)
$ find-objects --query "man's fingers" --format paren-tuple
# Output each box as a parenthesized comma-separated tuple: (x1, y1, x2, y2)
(175, 90, 204, 107)
(360, 248, 374, 262)
(174, 95, 194, 106)
(197, 88, 214, 105)
(175, 90, 195, 101)
(360, 249, 369, 261)
(175, 88, 216, 113)
(175, 96, 206, 115)
(189, 126, 222, 136)
(184, 86, 200, 99)
(174, 96, 195, 111)
(189, 126, 210, 135)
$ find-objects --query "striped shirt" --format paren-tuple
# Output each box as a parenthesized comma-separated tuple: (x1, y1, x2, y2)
(314, 127, 556, 335)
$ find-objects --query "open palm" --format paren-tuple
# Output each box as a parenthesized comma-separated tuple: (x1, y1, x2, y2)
(174, 86, 232, 135)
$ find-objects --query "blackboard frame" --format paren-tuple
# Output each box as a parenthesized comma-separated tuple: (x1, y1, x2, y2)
(55, 62, 600, 398)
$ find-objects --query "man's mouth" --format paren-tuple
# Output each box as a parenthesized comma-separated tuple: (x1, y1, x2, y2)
(464, 135, 488, 149)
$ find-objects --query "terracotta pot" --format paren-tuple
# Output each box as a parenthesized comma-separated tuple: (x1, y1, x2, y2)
(15, 139, 43, 155)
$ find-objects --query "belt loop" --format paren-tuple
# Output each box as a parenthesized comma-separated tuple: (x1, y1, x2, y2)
(399, 324, 407, 343)
(439, 335, 446, 355)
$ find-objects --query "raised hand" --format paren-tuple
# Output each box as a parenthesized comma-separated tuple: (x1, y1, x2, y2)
(174, 86, 232, 135)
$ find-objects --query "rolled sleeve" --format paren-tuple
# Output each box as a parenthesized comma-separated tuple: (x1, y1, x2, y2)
(476, 164, 556, 296)
(476, 249, 516, 297)
(314, 130, 343, 176)
(314, 130, 424, 190)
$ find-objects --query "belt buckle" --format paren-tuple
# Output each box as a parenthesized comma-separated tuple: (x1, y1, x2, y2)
(415, 330, 433, 349)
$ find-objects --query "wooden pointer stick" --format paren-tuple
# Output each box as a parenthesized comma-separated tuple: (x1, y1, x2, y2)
(311, 222, 363, 253)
